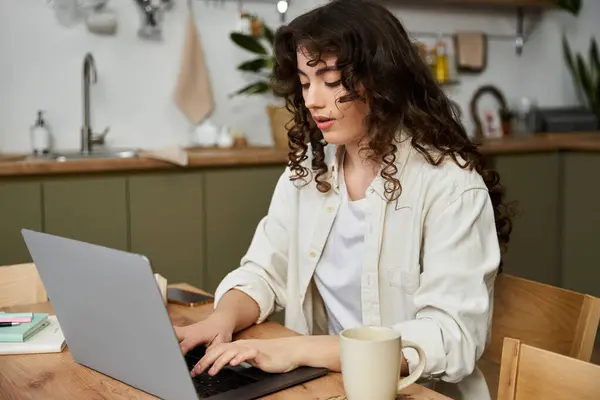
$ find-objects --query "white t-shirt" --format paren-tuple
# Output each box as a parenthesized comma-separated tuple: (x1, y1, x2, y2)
(314, 162, 367, 335)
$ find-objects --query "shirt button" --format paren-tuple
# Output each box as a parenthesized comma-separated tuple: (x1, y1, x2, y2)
(326, 206, 334, 213)
(309, 251, 317, 258)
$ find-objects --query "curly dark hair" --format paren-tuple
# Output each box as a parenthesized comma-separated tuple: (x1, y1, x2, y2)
(271, 0, 513, 262)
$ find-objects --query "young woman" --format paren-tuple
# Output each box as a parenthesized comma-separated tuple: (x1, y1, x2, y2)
(174, 0, 512, 398)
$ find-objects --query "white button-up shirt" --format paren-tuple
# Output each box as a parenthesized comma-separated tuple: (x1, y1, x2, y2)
(214, 137, 500, 400)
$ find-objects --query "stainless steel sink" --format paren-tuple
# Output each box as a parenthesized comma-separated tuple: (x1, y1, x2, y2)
(44, 149, 138, 162)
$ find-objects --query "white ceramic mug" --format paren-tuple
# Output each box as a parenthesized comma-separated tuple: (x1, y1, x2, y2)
(339, 326, 426, 400)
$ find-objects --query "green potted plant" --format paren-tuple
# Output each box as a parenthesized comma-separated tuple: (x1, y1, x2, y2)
(562, 35, 600, 121)
(229, 18, 293, 149)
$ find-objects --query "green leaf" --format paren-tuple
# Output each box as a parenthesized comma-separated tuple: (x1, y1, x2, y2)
(590, 38, 600, 86)
(237, 58, 269, 72)
(230, 32, 267, 55)
(229, 81, 270, 97)
(556, 0, 582, 15)
(595, 81, 600, 119)
(263, 24, 275, 46)
(563, 35, 576, 76)
(591, 38, 600, 69)
(265, 57, 274, 70)
(576, 54, 594, 105)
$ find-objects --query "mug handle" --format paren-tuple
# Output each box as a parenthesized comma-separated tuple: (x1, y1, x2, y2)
(396, 340, 427, 393)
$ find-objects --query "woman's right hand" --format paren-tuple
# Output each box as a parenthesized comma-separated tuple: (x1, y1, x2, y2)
(174, 311, 236, 355)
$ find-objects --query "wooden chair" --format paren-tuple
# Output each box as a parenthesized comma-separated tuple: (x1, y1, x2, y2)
(478, 273, 600, 397)
(497, 337, 600, 399)
(0, 263, 47, 308)
(485, 274, 600, 362)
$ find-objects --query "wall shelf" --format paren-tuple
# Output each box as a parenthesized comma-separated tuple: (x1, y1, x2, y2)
(377, 0, 556, 55)
(380, 0, 555, 8)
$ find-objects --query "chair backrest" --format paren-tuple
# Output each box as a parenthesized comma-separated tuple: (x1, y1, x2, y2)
(497, 337, 600, 400)
(484, 273, 600, 364)
(0, 263, 47, 308)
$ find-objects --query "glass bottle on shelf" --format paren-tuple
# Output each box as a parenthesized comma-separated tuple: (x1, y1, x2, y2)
(434, 37, 450, 84)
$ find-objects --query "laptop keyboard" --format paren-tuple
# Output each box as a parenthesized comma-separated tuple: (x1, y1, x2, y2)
(185, 346, 258, 398)
(192, 368, 258, 398)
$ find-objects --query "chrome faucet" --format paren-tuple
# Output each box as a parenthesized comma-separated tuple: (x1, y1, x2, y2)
(81, 53, 109, 154)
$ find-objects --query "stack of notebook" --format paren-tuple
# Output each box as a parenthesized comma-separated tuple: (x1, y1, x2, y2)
(0, 312, 66, 355)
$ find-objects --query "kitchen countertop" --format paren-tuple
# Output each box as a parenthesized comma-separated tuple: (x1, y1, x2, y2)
(0, 146, 290, 177)
(1, 132, 599, 177)
(476, 131, 600, 154)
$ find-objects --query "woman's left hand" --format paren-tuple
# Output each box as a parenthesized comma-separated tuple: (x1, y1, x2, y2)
(191, 337, 301, 377)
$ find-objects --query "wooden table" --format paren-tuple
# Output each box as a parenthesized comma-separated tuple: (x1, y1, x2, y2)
(0, 284, 450, 400)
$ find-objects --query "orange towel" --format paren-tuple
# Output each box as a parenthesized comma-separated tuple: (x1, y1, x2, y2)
(173, 11, 214, 124)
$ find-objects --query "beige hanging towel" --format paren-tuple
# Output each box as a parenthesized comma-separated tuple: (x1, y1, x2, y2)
(173, 11, 214, 124)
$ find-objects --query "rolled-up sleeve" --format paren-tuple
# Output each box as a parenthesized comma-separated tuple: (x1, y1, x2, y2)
(394, 186, 500, 382)
(213, 169, 292, 324)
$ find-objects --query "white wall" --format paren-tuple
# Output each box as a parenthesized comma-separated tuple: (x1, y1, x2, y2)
(0, 0, 598, 154)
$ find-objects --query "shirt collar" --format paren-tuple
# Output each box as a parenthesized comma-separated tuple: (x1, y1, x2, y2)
(328, 132, 413, 201)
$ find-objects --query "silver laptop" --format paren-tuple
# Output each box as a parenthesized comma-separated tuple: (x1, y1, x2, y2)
(21, 229, 328, 400)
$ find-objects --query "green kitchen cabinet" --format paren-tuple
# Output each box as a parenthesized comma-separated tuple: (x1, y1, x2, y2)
(492, 152, 561, 286)
(129, 171, 205, 288)
(0, 180, 43, 265)
(204, 165, 285, 294)
(42, 175, 128, 252)
(562, 152, 600, 298)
